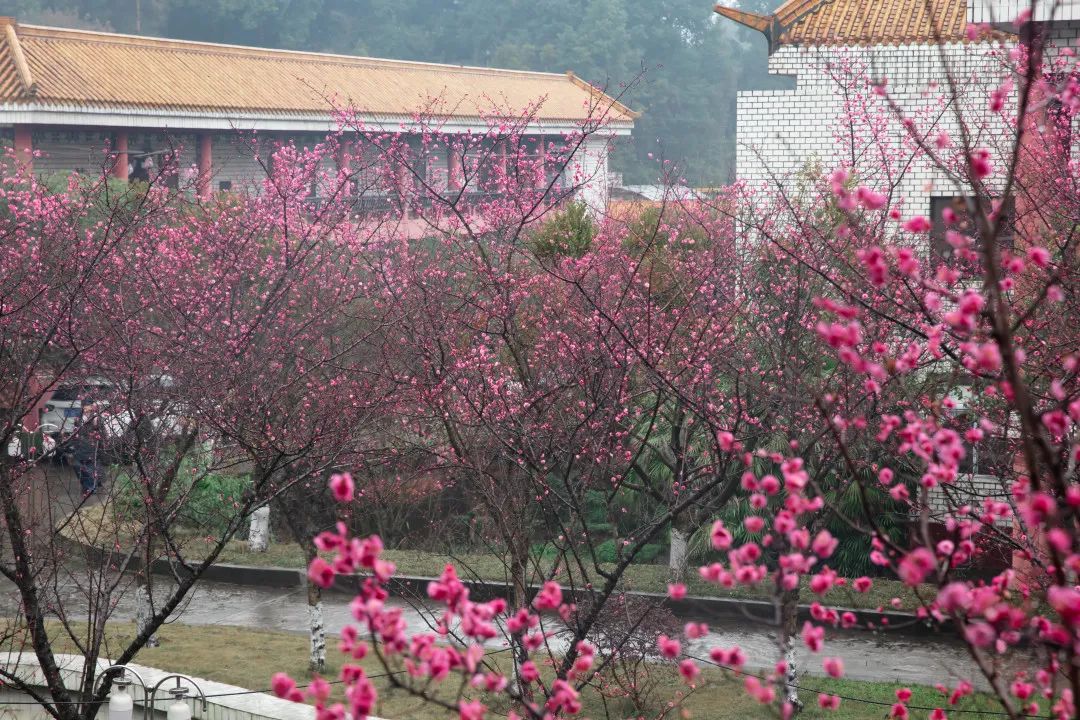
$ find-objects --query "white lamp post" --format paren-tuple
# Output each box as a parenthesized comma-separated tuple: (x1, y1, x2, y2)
(149, 674, 207, 720)
(108, 680, 134, 720)
(96, 665, 147, 720)
(165, 687, 192, 720)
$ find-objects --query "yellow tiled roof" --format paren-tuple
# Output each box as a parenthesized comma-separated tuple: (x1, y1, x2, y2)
(715, 0, 1007, 48)
(0, 19, 637, 124)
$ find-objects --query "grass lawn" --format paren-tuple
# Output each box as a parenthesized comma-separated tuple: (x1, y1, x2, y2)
(39, 622, 999, 720)
(63, 506, 932, 613)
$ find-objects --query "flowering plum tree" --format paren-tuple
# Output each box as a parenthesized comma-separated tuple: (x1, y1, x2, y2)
(0, 132, 392, 717)
(0, 82, 648, 719)
(268, 5, 1080, 720)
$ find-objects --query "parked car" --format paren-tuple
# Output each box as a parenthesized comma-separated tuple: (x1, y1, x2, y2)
(39, 379, 115, 438)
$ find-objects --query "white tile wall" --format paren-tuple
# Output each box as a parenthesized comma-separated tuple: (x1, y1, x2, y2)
(735, 41, 1017, 218)
(734, 25, 1080, 515)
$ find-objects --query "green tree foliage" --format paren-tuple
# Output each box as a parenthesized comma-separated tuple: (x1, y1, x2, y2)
(9, 0, 788, 184)
(530, 201, 597, 259)
(113, 456, 252, 538)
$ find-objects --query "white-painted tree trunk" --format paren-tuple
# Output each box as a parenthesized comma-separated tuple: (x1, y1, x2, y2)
(248, 505, 270, 552)
(308, 601, 326, 672)
(135, 583, 159, 647)
(669, 526, 689, 583)
(200, 436, 216, 463)
(784, 643, 802, 711)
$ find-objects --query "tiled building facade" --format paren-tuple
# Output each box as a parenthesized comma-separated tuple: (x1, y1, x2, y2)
(719, 0, 1080, 216)
(0, 18, 635, 213)
(717, 0, 1080, 529)
(734, 42, 1010, 212)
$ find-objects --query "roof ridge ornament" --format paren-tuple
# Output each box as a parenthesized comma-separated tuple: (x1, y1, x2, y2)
(4, 20, 37, 97)
(712, 4, 780, 52)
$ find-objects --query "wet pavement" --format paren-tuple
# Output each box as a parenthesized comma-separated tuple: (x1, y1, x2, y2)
(7, 463, 991, 691)
(10, 575, 986, 689)
(199, 583, 986, 688)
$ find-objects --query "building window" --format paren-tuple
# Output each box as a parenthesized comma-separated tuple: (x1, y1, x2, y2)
(930, 195, 1015, 267)
(1046, 97, 1072, 166)
(129, 152, 152, 184)
(219, 180, 232, 192)
(943, 386, 1012, 478)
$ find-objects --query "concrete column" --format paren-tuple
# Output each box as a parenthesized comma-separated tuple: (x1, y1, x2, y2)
(197, 132, 213, 200)
(575, 137, 610, 216)
(12, 124, 32, 174)
(496, 140, 509, 185)
(396, 149, 414, 216)
(334, 139, 351, 172)
(447, 143, 463, 191)
(336, 139, 353, 195)
(534, 135, 547, 189)
(111, 130, 129, 182)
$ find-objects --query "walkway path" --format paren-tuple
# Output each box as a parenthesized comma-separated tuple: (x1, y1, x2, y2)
(104, 578, 987, 690)
(7, 463, 993, 691)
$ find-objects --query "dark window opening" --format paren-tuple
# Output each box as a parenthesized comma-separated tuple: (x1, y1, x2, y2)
(219, 180, 232, 192)
(957, 422, 1011, 477)
(129, 152, 152, 184)
(930, 195, 1015, 267)
(1046, 97, 1072, 164)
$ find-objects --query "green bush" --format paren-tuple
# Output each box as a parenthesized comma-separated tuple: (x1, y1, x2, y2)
(531, 539, 662, 566)
(113, 460, 251, 538)
(594, 539, 662, 565)
(529, 202, 596, 259)
(622, 205, 710, 255)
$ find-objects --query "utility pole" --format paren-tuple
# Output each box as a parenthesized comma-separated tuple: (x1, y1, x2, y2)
(135, 0, 141, 33)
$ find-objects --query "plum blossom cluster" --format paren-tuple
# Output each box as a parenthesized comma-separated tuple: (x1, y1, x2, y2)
(275, 476, 609, 719)
(260, 16, 1080, 720)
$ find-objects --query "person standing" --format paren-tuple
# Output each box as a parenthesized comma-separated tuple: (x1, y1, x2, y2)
(71, 401, 104, 495)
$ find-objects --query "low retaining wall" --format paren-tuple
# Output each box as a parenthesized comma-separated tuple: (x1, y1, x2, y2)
(0, 653, 327, 720)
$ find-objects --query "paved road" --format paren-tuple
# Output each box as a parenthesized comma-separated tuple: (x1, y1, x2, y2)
(7, 464, 994, 690)
(43, 577, 986, 690)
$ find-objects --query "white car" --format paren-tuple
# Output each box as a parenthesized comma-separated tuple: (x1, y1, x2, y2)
(39, 379, 115, 437)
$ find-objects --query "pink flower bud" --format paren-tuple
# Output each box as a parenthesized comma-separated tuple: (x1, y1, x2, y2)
(329, 472, 355, 502)
(657, 634, 682, 659)
(902, 216, 932, 233)
(668, 583, 687, 600)
(307, 557, 336, 588)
